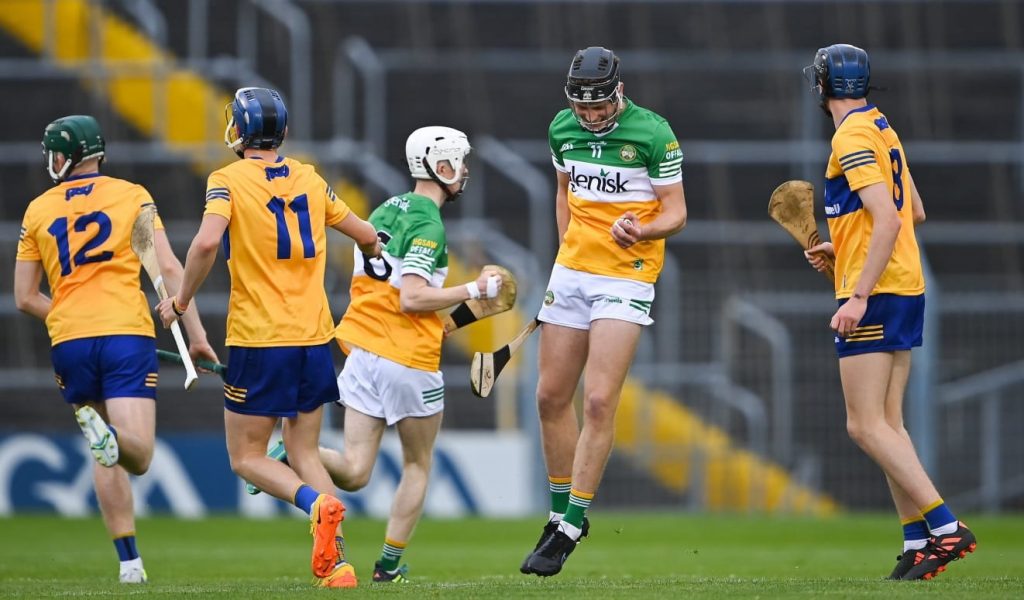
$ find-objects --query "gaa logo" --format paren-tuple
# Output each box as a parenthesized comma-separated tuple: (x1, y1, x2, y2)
(632, 259, 644, 271)
(582, 88, 593, 101)
(619, 145, 637, 162)
(544, 290, 555, 306)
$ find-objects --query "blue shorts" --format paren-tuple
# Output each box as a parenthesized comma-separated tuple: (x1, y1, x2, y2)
(223, 343, 339, 417)
(835, 293, 924, 358)
(51, 335, 158, 405)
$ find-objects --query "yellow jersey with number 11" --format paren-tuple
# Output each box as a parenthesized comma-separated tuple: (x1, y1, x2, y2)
(204, 156, 350, 347)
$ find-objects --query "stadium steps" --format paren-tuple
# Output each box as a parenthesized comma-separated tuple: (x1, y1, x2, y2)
(0, 0, 370, 214)
(0, 1, 839, 513)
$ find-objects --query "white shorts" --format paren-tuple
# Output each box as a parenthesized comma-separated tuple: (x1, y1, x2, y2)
(337, 346, 444, 425)
(537, 264, 655, 330)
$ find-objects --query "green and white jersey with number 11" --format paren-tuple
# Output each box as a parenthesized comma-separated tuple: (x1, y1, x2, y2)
(549, 97, 682, 283)
(335, 192, 449, 371)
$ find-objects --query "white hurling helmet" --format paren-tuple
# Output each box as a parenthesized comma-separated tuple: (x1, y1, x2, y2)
(405, 126, 471, 186)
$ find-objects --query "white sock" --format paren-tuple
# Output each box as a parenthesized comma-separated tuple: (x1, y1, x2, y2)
(903, 539, 927, 553)
(557, 520, 582, 541)
(120, 557, 143, 571)
(548, 512, 564, 524)
(930, 521, 958, 536)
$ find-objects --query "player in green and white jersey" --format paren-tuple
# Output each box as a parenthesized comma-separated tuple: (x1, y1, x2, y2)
(521, 47, 689, 577)
(329, 126, 502, 583)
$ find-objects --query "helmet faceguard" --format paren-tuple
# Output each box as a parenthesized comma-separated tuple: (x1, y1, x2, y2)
(405, 126, 472, 202)
(803, 44, 871, 115)
(565, 46, 623, 134)
(41, 115, 105, 183)
(224, 87, 288, 157)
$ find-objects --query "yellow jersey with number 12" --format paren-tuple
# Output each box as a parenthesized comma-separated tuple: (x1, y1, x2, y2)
(16, 173, 165, 345)
(204, 156, 350, 347)
(824, 105, 924, 299)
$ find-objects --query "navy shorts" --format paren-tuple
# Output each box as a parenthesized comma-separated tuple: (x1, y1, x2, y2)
(835, 293, 924, 358)
(50, 335, 158, 405)
(223, 343, 339, 417)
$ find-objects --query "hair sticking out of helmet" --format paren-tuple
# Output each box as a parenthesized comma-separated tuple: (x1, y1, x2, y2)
(405, 126, 472, 202)
(41, 115, 106, 183)
(803, 44, 871, 114)
(565, 46, 623, 134)
(224, 87, 288, 157)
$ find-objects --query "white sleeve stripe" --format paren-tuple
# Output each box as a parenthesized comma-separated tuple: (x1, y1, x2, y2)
(400, 265, 433, 278)
(659, 158, 683, 166)
(402, 258, 435, 269)
(403, 253, 435, 263)
(651, 174, 683, 186)
(552, 155, 568, 173)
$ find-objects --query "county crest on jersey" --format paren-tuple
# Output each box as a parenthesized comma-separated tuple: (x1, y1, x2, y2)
(549, 98, 682, 283)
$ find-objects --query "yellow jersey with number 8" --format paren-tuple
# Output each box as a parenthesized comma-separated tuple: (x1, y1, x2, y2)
(824, 105, 924, 299)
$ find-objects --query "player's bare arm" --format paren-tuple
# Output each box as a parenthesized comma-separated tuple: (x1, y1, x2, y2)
(332, 211, 381, 257)
(908, 171, 926, 224)
(611, 182, 687, 249)
(156, 213, 227, 328)
(153, 228, 219, 367)
(830, 181, 901, 337)
(554, 170, 570, 243)
(13, 260, 51, 321)
(399, 268, 502, 313)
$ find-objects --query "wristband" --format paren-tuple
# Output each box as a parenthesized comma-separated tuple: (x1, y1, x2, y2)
(172, 298, 188, 316)
(464, 282, 481, 300)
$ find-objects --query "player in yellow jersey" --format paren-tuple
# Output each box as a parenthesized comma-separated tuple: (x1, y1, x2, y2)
(14, 115, 218, 583)
(521, 47, 688, 577)
(155, 88, 380, 588)
(803, 45, 976, 581)
(249, 126, 501, 582)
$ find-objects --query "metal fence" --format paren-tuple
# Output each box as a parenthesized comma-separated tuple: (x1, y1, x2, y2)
(1, 0, 1023, 511)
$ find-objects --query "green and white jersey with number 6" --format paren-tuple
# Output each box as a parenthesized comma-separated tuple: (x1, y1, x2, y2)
(336, 192, 449, 371)
(549, 97, 682, 283)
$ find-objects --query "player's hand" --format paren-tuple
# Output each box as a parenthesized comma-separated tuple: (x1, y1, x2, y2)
(189, 340, 219, 374)
(830, 295, 867, 338)
(155, 296, 182, 329)
(804, 242, 834, 272)
(473, 268, 503, 299)
(611, 212, 643, 248)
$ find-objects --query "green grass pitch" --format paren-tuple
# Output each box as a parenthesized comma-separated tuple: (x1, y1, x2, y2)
(1, 513, 1022, 598)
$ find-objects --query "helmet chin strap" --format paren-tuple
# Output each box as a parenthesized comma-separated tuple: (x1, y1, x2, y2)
(47, 150, 74, 182)
(224, 117, 246, 157)
(571, 95, 623, 134)
(422, 158, 465, 203)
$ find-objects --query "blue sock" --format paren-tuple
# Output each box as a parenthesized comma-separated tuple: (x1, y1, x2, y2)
(922, 500, 957, 533)
(902, 518, 929, 551)
(293, 484, 319, 515)
(108, 424, 118, 440)
(113, 534, 139, 561)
